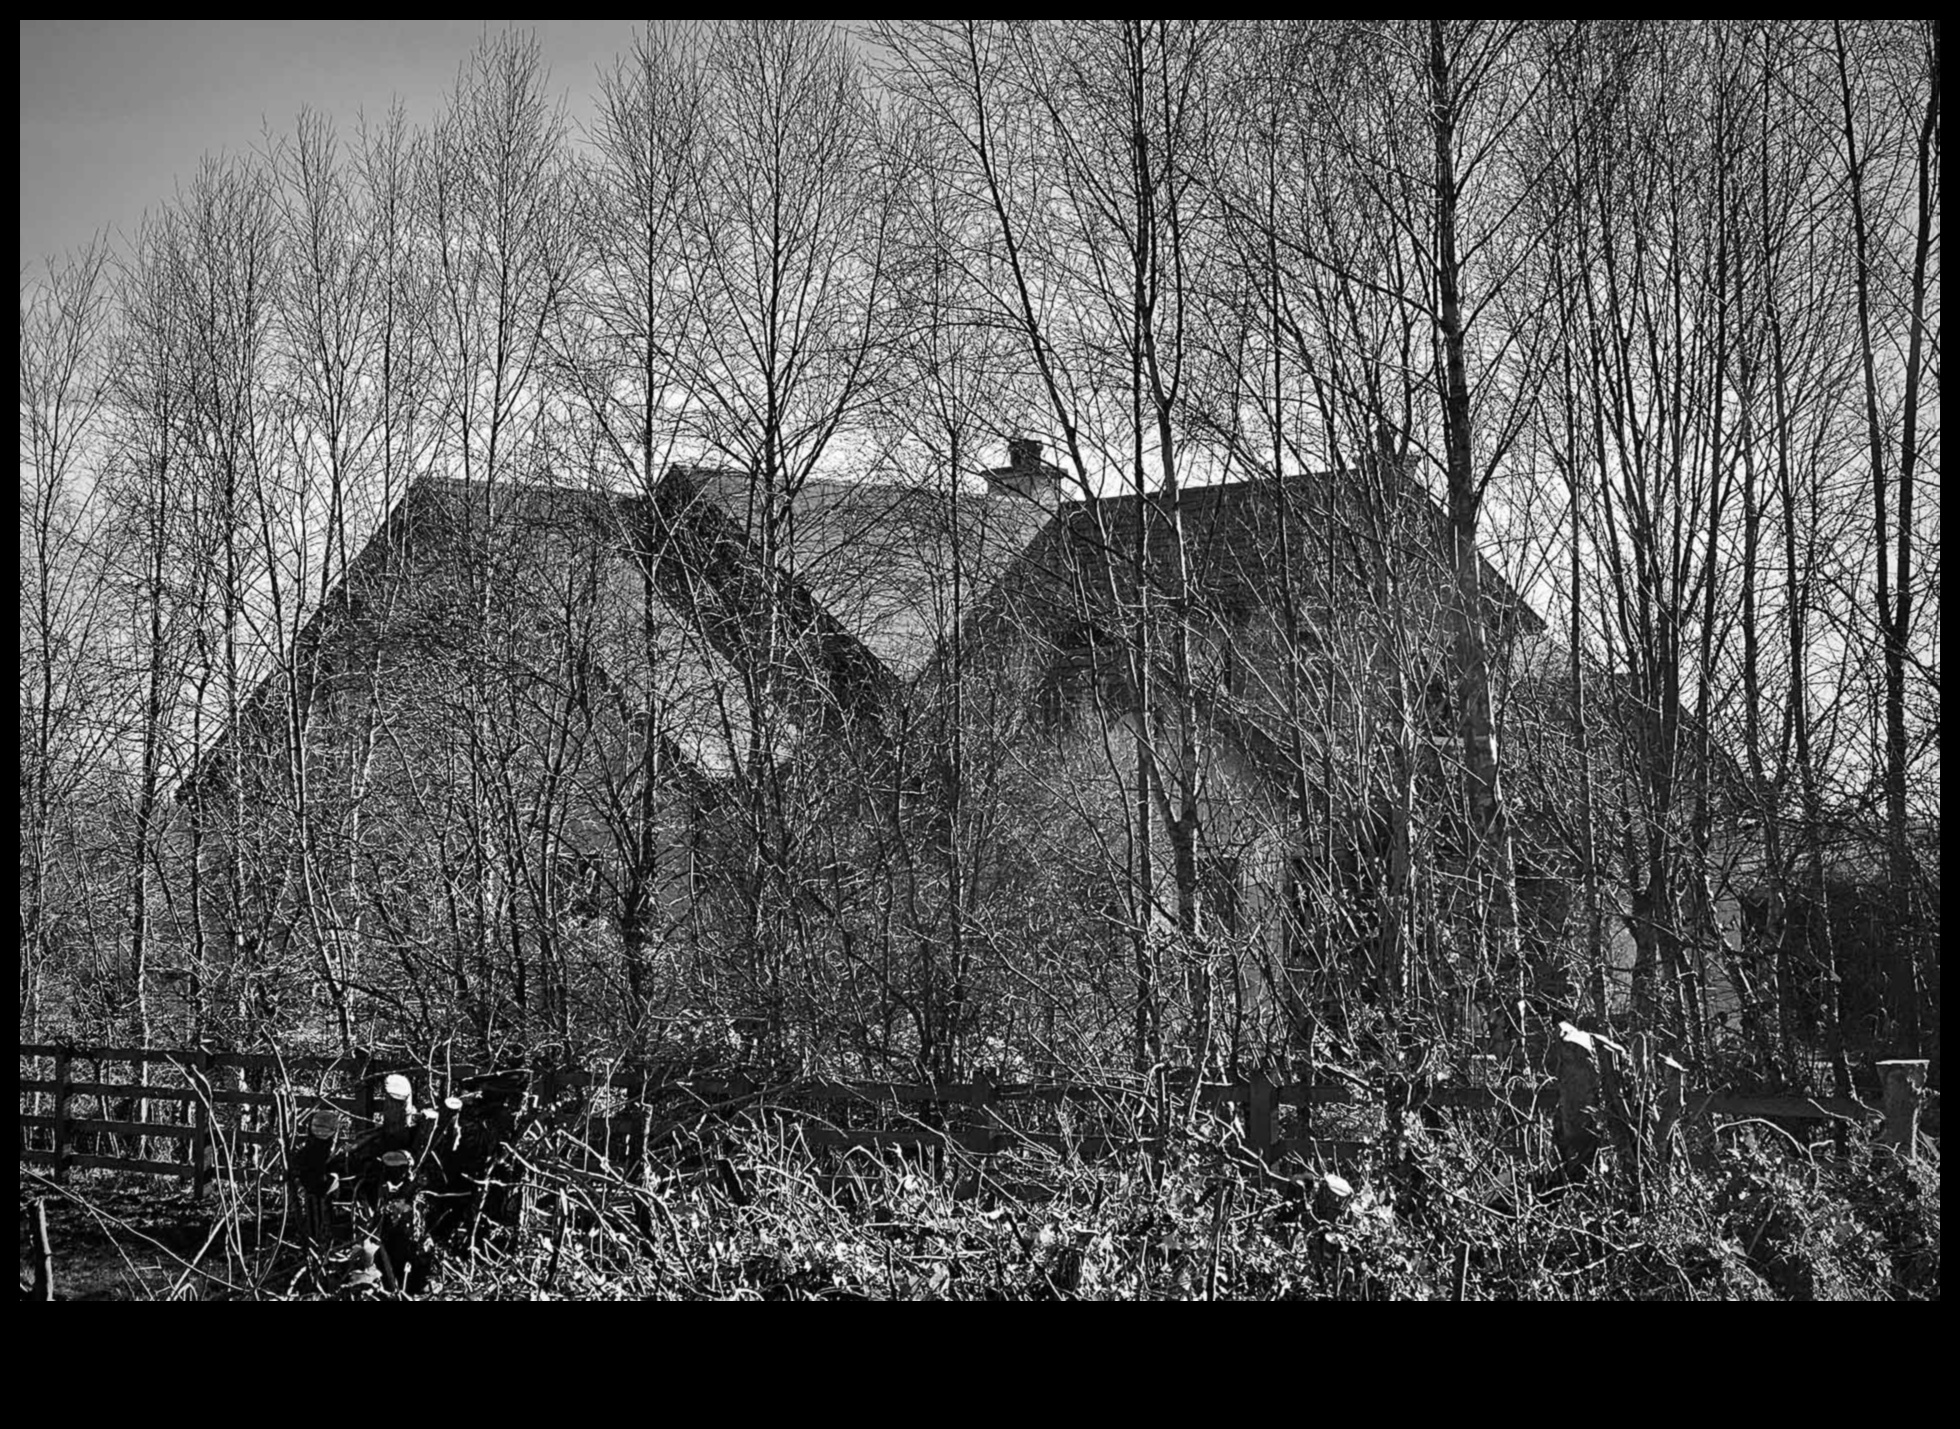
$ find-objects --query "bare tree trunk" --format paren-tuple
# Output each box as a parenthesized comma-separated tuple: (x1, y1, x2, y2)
(1429, 21, 1523, 1020)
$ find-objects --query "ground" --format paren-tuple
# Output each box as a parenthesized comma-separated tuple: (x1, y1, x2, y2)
(19, 1171, 269, 1301)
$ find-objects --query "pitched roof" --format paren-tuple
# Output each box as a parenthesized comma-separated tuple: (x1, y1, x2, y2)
(672, 466, 1048, 681)
(182, 460, 1536, 801)
(982, 467, 1540, 640)
(180, 464, 1051, 795)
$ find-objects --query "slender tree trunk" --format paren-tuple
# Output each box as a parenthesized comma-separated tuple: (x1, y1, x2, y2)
(1429, 22, 1523, 1025)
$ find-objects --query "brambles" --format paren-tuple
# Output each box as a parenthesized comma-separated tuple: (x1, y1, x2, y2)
(21, 1077, 1938, 1301)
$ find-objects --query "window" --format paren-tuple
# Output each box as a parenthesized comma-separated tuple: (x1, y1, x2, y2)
(1037, 619, 1109, 729)
(1200, 854, 1242, 935)
(1424, 661, 1456, 733)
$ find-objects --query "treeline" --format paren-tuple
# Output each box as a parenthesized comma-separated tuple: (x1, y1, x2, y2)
(19, 21, 1939, 1093)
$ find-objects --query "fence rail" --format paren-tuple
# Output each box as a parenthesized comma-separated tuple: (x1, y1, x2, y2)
(18, 1043, 379, 1187)
(19, 1041, 1924, 1189)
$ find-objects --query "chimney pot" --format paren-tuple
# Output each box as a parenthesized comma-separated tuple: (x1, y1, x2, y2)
(1008, 438, 1043, 470)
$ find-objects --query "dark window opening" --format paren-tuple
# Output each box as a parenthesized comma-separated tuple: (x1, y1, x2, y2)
(1038, 619, 1111, 729)
(1424, 662, 1457, 733)
(1201, 854, 1242, 935)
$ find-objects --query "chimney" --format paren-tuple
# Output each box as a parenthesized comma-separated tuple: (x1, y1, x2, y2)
(987, 437, 1061, 508)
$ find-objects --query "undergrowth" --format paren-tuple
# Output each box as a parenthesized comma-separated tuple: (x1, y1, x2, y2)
(21, 1111, 1940, 1301)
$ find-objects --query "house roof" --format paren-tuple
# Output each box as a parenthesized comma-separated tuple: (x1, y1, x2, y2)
(671, 466, 1048, 681)
(181, 458, 1540, 802)
(982, 467, 1541, 642)
(947, 466, 1546, 809)
(180, 463, 1052, 796)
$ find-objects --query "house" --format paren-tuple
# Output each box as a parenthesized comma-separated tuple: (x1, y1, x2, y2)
(180, 443, 1548, 1067)
(176, 459, 1044, 1047)
(942, 448, 1552, 1056)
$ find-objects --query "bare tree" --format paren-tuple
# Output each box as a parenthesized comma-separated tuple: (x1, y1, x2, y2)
(19, 238, 117, 1036)
(1831, 18, 1940, 1059)
(559, 24, 707, 1037)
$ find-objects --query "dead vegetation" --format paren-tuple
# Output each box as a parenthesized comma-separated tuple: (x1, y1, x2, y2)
(20, 1065, 1939, 1302)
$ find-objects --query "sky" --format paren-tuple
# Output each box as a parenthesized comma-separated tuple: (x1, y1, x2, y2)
(19, 20, 648, 272)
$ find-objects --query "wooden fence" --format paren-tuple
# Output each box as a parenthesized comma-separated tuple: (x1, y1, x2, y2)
(18, 1045, 377, 1187)
(18, 1042, 1929, 1190)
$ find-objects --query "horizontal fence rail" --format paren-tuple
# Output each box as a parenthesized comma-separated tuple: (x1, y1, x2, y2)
(19, 1044, 381, 1186)
(19, 1042, 1922, 1191)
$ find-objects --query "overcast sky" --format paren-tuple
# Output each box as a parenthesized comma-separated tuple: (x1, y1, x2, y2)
(19, 20, 649, 272)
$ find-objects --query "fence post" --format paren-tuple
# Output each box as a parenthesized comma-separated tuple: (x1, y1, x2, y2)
(1246, 1071, 1276, 1161)
(51, 1050, 72, 1183)
(132, 1047, 150, 1168)
(970, 1068, 996, 1154)
(1554, 1023, 1600, 1181)
(1877, 1060, 1929, 1159)
(188, 1047, 212, 1195)
(1147, 1065, 1168, 1177)
(1654, 1053, 1688, 1169)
